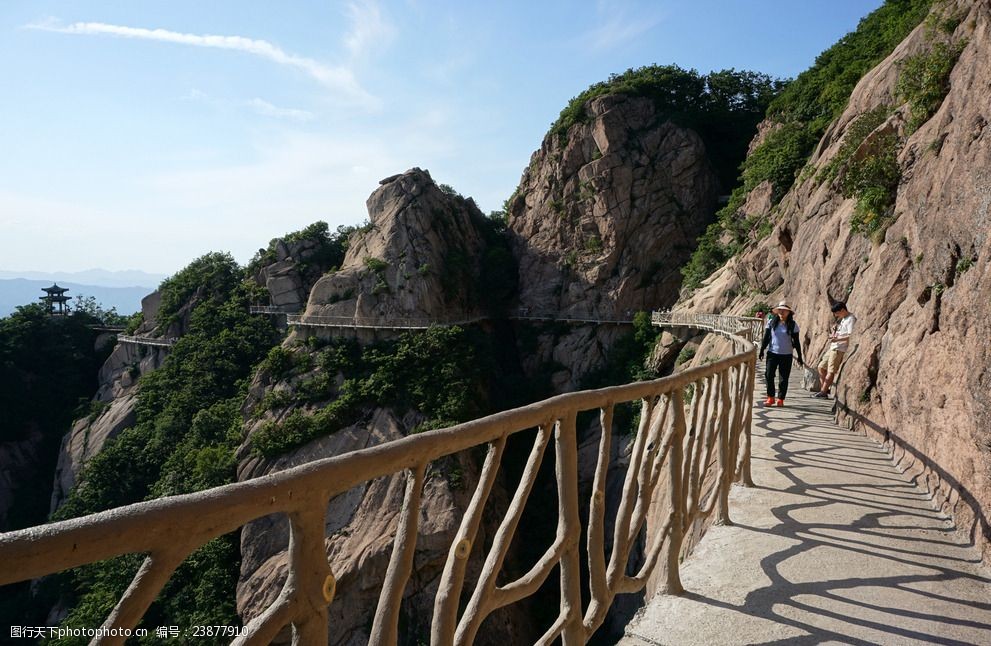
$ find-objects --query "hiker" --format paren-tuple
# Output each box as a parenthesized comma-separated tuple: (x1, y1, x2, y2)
(814, 301, 856, 399)
(758, 300, 804, 407)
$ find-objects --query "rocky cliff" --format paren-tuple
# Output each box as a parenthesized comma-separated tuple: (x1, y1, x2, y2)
(507, 94, 718, 318)
(49, 291, 164, 511)
(235, 169, 533, 644)
(302, 168, 510, 328)
(505, 94, 719, 389)
(681, 0, 991, 559)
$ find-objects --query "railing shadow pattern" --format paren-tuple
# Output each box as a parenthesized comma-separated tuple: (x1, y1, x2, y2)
(0, 312, 757, 645)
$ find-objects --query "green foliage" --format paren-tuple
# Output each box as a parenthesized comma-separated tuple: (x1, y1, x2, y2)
(676, 346, 697, 365)
(740, 122, 821, 203)
(123, 311, 143, 335)
(261, 345, 298, 379)
(156, 252, 242, 329)
(766, 0, 933, 129)
(49, 257, 280, 636)
(840, 129, 902, 237)
(681, 0, 932, 291)
(363, 257, 388, 273)
(584, 235, 603, 253)
(550, 65, 784, 188)
(438, 183, 462, 198)
(896, 39, 966, 132)
(680, 221, 734, 291)
(818, 105, 892, 183)
(251, 326, 495, 456)
(248, 221, 361, 277)
(0, 305, 111, 533)
(73, 294, 133, 326)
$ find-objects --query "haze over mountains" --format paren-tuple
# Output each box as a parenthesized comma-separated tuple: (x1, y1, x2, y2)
(0, 268, 165, 317)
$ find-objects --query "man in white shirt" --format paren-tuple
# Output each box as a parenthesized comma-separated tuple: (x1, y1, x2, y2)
(814, 301, 856, 399)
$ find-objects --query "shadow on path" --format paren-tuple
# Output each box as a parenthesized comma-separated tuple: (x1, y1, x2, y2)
(622, 368, 991, 646)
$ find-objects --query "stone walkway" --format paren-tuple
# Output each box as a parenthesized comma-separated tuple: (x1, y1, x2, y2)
(620, 368, 991, 646)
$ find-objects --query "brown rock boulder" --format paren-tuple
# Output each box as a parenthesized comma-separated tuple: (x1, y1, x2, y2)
(303, 169, 502, 326)
(507, 94, 719, 320)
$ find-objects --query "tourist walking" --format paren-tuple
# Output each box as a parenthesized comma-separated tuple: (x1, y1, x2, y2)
(814, 301, 856, 399)
(758, 300, 805, 407)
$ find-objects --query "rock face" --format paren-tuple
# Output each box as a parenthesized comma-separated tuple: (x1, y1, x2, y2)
(508, 94, 719, 319)
(683, 0, 991, 560)
(49, 291, 165, 512)
(505, 94, 719, 390)
(0, 430, 44, 529)
(236, 409, 532, 645)
(253, 238, 334, 313)
(303, 168, 498, 326)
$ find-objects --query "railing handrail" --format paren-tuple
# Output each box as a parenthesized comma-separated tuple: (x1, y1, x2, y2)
(0, 312, 757, 645)
(651, 310, 763, 344)
(116, 334, 176, 348)
(249, 305, 300, 315)
(285, 312, 636, 330)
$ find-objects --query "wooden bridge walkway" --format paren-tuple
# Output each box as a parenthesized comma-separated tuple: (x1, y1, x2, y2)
(621, 367, 991, 645)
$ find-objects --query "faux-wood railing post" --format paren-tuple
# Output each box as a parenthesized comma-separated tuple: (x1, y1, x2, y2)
(739, 354, 756, 487)
(370, 463, 426, 645)
(555, 412, 585, 645)
(288, 504, 334, 644)
(715, 366, 733, 525)
(662, 389, 686, 595)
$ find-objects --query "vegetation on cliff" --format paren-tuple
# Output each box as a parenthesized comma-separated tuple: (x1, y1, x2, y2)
(251, 324, 520, 456)
(42, 253, 281, 641)
(0, 306, 113, 531)
(551, 64, 784, 189)
(682, 0, 934, 289)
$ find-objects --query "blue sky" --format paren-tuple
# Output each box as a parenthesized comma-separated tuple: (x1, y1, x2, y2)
(0, 0, 883, 274)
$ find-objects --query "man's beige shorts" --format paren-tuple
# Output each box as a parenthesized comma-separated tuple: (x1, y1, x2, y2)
(818, 349, 845, 375)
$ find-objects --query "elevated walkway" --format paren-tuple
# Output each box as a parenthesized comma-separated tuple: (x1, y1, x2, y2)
(285, 311, 637, 330)
(621, 367, 991, 645)
(116, 334, 176, 348)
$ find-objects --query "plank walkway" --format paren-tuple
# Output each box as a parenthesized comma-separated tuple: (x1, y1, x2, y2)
(621, 366, 991, 646)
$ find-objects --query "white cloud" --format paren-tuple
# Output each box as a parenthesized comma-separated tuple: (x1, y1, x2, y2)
(27, 20, 379, 108)
(587, 4, 663, 51)
(343, 0, 396, 60)
(246, 98, 315, 122)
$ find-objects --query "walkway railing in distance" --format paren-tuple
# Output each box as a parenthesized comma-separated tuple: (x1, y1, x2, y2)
(249, 305, 300, 315)
(651, 310, 763, 345)
(287, 311, 635, 330)
(116, 335, 176, 348)
(89, 325, 127, 333)
(286, 313, 489, 330)
(0, 315, 757, 645)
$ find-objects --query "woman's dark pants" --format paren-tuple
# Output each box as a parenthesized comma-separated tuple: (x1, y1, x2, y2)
(765, 352, 793, 399)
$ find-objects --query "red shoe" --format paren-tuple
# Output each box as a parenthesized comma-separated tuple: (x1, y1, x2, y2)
(776, 399, 785, 407)
(764, 397, 775, 406)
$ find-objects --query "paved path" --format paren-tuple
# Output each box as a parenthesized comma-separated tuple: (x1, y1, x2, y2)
(621, 367, 991, 645)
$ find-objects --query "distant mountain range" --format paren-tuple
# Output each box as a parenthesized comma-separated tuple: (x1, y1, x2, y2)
(0, 279, 155, 318)
(0, 268, 166, 288)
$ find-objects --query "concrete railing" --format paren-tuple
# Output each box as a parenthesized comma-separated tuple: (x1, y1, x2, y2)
(0, 314, 757, 645)
(286, 313, 489, 330)
(249, 305, 300, 315)
(116, 334, 177, 348)
(651, 310, 763, 345)
(286, 311, 635, 330)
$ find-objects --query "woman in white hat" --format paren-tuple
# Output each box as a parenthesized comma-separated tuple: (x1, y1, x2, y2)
(758, 300, 805, 406)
